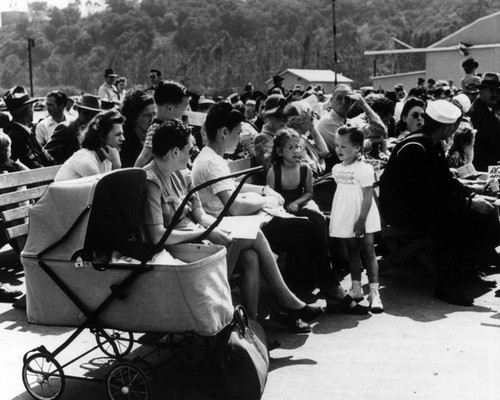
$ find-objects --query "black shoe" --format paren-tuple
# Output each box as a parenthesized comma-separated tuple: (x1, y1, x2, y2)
(278, 304, 324, 323)
(495, 289, 500, 298)
(269, 311, 311, 333)
(434, 285, 474, 307)
(326, 294, 369, 315)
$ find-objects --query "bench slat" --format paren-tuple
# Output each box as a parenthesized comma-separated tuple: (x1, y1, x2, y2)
(1, 206, 29, 223)
(0, 186, 48, 207)
(0, 165, 60, 190)
(5, 223, 29, 241)
(228, 158, 252, 173)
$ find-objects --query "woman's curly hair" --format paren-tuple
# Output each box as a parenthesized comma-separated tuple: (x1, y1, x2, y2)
(81, 109, 124, 151)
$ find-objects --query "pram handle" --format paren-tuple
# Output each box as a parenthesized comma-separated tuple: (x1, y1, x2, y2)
(150, 166, 263, 257)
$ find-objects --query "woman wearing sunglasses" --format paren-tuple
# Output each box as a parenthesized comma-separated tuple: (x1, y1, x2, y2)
(394, 98, 426, 142)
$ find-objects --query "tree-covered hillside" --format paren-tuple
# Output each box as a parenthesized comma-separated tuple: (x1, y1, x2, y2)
(0, 0, 498, 96)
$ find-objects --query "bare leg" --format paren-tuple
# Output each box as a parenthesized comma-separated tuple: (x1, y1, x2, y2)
(237, 249, 260, 320)
(360, 233, 378, 283)
(249, 230, 305, 310)
(345, 238, 362, 282)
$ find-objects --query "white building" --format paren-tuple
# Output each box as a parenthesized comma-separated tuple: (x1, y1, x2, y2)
(364, 11, 500, 91)
(266, 69, 353, 94)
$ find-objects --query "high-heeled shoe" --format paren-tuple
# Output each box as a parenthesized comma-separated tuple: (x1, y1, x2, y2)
(277, 303, 324, 323)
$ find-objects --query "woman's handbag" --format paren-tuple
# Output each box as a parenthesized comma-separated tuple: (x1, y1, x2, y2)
(206, 305, 270, 400)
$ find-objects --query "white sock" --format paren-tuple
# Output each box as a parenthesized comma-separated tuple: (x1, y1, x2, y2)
(352, 280, 362, 289)
(369, 283, 379, 296)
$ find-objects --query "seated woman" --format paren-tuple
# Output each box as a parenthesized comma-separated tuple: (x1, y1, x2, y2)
(141, 119, 323, 330)
(55, 110, 124, 181)
(120, 89, 156, 168)
(392, 98, 426, 144)
(192, 102, 368, 315)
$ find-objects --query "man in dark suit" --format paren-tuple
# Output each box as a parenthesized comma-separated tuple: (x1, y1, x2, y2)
(469, 72, 500, 172)
(2, 86, 53, 169)
(45, 94, 102, 164)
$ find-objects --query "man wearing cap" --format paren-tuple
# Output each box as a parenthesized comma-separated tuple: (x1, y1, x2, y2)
(45, 94, 102, 164)
(380, 100, 499, 306)
(469, 72, 500, 171)
(267, 74, 285, 96)
(316, 84, 385, 172)
(35, 90, 68, 146)
(98, 68, 120, 105)
(2, 86, 54, 169)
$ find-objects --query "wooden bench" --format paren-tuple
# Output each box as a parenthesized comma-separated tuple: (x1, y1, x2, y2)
(227, 157, 258, 184)
(0, 165, 61, 253)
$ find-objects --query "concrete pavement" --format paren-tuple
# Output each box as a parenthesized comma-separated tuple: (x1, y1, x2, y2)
(1, 244, 499, 400)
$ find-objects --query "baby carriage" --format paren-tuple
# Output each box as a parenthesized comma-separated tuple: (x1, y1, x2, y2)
(20, 166, 263, 400)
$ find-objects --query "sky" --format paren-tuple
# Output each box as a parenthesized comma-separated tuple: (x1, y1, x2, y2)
(0, 1, 104, 12)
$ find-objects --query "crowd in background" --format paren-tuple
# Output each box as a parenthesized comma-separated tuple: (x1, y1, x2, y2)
(1, 57, 500, 331)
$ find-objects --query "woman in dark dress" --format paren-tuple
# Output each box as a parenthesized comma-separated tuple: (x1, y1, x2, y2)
(120, 89, 157, 167)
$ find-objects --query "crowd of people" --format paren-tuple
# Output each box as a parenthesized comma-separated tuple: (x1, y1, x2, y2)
(1, 58, 500, 333)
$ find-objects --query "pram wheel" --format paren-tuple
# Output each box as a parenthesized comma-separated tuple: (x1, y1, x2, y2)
(22, 353, 65, 400)
(168, 333, 208, 366)
(106, 362, 151, 400)
(94, 329, 134, 358)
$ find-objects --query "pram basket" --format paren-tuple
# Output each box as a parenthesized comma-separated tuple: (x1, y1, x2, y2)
(20, 165, 263, 400)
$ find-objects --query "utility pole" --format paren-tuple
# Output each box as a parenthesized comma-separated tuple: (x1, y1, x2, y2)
(27, 38, 35, 96)
(332, 0, 338, 85)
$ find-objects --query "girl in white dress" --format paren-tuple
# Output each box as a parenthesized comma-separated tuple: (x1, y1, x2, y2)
(329, 125, 383, 313)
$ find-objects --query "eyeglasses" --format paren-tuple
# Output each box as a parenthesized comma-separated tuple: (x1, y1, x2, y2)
(410, 112, 425, 119)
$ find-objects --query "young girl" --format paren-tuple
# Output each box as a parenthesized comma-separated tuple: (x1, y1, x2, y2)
(330, 125, 383, 313)
(266, 128, 360, 309)
(267, 128, 317, 214)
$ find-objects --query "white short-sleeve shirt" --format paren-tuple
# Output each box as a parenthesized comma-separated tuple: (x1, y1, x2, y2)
(191, 146, 236, 216)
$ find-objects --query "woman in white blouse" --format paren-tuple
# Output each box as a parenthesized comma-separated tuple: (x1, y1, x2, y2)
(55, 110, 124, 181)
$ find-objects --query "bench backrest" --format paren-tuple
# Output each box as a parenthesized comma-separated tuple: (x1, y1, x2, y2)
(0, 165, 61, 252)
(227, 157, 256, 183)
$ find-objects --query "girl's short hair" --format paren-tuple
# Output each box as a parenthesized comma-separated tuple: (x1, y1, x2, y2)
(449, 126, 476, 153)
(81, 110, 124, 151)
(337, 124, 364, 148)
(152, 119, 192, 158)
(271, 127, 300, 164)
(0, 132, 12, 164)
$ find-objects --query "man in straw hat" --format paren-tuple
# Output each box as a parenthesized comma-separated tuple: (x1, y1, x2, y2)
(380, 100, 499, 307)
(45, 94, 102, 163)
(469, 72, 500, 171)
(2, 86, 54, 168)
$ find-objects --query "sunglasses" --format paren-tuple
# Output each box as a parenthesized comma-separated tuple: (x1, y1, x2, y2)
(410, 112, 425, 119)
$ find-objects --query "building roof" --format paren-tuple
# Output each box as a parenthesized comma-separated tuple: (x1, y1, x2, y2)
(430, 10, 500, 48)
(266, 69, 353, 84)
(364, 11, 500, 56)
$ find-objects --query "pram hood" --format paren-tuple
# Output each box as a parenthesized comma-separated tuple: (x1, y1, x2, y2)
(22, 168, 147, 261)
